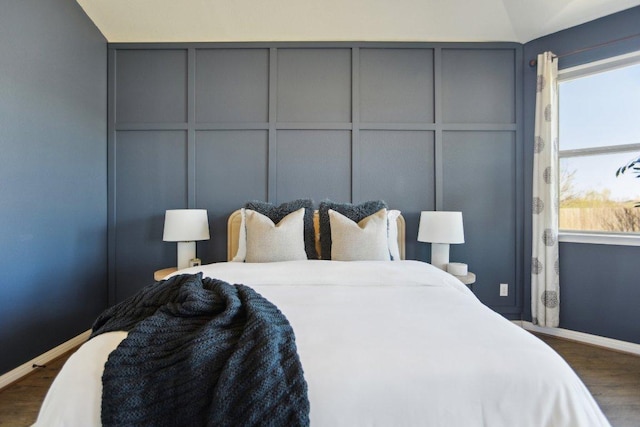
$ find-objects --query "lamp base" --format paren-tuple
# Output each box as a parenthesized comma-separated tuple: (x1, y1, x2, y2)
(430, 243, 450, 270)
(177, 241, 196, 270)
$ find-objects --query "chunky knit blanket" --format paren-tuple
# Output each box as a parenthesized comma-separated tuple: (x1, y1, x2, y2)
(90, 273, 310, 427)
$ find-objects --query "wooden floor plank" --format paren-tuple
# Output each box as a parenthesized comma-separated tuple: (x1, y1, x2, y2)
(0, 350, 72, 426)
(535, 333, 640, 427)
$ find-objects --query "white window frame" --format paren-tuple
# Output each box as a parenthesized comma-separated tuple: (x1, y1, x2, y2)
(557, 50, 640, 247)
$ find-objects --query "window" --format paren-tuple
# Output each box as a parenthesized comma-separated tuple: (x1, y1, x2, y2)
(558, 52, 640, 240)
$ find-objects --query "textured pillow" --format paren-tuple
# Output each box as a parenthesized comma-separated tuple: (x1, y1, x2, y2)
(245, 208, 307, 262)
(329, 209, 391, 261)
(244, 199, 317, 259)
(319, 200, 388, 259)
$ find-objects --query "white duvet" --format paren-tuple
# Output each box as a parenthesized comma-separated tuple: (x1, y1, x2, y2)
(35, 260, 610, 426)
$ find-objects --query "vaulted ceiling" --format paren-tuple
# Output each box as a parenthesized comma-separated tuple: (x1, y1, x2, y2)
(76, 0, 640, 44)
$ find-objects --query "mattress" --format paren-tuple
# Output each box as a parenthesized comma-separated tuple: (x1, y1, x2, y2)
(35, 260, 610, 426)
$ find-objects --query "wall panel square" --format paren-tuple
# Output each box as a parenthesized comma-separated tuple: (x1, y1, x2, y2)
(360, 130, 435, 259)
(276, 130, 351, 202)
(115, 130, 188, 301)
(277, 49, 351, 123)
(359, 49, 435, 123)
(442, 131, 516, 305)
(441, 49, 515, 124)
(359, 130, 435, 210)
(116, 50, 187, 123)
(195, 130, 269, 262)
(195, 49, 269, 123)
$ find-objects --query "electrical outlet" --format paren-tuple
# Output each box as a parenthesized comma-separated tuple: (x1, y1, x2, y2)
(500, 283, 509, 297)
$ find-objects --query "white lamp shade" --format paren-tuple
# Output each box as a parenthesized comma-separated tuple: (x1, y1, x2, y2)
(163, 209, 210, 242)
(417, 211, 464, 244)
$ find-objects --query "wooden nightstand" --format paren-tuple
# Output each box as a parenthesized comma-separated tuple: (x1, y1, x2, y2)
(154, 267, 177, 281)
(453, 272, 476, 290)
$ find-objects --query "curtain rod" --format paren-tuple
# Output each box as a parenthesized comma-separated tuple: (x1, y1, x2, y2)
(528, 32, 640, 67)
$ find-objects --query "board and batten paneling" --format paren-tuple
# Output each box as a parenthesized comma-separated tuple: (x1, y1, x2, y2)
(442, 131, 517, 309)
(439, 47, 520, 312)
(114, 131, 188, 301)
(195, 130, 269, 263)
(441, 49, 516, 124)
(277, 49, 352, 123)
(109, 43, 522, 318)
(359, 130, 436, 250)
(276, 130, 353, 203)
(359, 49, 435, 123)
(116, 49, 188, 124)
(195, 49, 269, 123)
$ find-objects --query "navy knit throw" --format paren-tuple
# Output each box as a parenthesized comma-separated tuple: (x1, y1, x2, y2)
(91, 274, 310, 427)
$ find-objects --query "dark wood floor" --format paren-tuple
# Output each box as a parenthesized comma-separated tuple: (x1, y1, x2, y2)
(0, 333, 638, 426)
(535, 334, 640, 427)
(0, 348, 73, 427)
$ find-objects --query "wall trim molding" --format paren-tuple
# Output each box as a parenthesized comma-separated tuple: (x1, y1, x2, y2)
(514, 321, 640, 356)
(0, 330, 90, 390)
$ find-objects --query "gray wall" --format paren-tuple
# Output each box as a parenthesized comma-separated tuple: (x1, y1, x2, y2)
(108, 43, 524, 315)
(524, 6, 640, 344)
(0, 0, 107, 373)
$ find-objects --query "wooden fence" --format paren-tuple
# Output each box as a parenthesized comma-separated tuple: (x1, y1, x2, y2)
(560, 207, 640, 233)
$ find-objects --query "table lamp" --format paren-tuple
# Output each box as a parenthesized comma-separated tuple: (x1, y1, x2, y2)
(417, 211, 464, 270)
(163, 209, 210, 269)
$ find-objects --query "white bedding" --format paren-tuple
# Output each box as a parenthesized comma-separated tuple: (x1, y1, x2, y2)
(35, 260, 610, 426)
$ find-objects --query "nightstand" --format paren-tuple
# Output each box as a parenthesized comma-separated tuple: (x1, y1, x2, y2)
(154, 267, 177, 281)
(454, 272, 476, 290)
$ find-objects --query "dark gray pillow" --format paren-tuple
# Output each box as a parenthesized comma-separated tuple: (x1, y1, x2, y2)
(244, 199, 317, 259)
(318, 200, 388, 259)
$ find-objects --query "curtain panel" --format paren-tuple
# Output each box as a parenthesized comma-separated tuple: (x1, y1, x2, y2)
(532, 51, 560, 327)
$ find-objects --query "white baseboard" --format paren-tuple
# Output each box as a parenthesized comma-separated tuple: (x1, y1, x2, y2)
(514, 321, 640, 356)
(0, 329, 91, 390)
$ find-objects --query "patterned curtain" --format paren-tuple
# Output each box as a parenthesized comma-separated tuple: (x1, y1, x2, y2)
(532, 52, 559, 327)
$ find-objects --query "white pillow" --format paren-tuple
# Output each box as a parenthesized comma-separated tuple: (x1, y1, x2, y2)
(244, 208, 307, 263)
(231, 208, 247, 262)
(329, 208, 391, 261)
(387, 209, 401, 261)
(235, 207, 402, 261)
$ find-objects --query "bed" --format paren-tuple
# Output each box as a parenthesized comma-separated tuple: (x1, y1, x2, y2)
(35, 203, 610, 426)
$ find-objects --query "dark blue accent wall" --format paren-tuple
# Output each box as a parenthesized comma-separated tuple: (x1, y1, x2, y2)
(0, 0, 107, 374)
(524, 6, 640, 344)
(107, 43, 524, 315)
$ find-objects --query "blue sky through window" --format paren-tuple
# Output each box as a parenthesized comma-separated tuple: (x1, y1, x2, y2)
(559, 62, 640, 201)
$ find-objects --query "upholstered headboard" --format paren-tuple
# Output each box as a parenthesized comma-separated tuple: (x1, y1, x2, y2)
(227, 209, 406, 261)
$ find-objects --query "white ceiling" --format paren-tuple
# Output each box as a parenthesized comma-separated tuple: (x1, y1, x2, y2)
(76, 0, 640, 44)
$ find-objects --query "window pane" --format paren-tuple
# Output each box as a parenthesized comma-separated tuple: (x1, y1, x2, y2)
(559, 63, 640, 151)
(560, 153, 640, 233)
